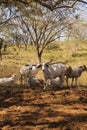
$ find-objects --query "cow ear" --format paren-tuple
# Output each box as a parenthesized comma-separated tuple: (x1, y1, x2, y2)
(46, 64, 49, 67)
(25, 64, 30, 66)
(83, 65, 87, 70)
(46, 59, 53, 64)
(79, 66, 82, 68)
(79, 65, 86, 70)
(37, 64, 42, 68)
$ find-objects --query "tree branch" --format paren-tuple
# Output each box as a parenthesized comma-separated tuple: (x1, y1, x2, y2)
(54, 0, 78, 9)
(1, 0, 87, 10)
(77, 0, 87, 4)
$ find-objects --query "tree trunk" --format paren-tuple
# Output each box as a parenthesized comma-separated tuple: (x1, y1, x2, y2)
(25, 44, 27, 50)
(38, 54, 42, 63)
(0, 49, 2, 60)
(37, 51, 42, 63)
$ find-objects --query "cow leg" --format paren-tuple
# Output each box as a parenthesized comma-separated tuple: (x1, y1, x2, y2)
(19, 75, 24, 91)
(59, 75, 64, 88)
(20, 75, 23, 85)
(43, 79, 48, 90)
(66, 76, 69, 87)
(43, 78, 52, 90)
(43, 83, 48, 90)
(25, 76, 30, 87)
(23, 76, 27, 86)
(75, 78, 78, 86)
(71, 78, 74, 86)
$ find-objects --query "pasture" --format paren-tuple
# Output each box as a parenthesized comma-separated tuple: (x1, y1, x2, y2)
(0, 41, 87, 130)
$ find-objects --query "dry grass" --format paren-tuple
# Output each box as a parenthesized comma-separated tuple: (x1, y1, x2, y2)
(0, 41, 87, 86)
(0, 41, 87, 130)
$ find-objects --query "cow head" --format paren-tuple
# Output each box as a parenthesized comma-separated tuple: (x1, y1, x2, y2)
(36, 64, 42, 69)
(65, 66, 72, 76)
(79, 65, 87, 71)
(42, 62, 49, 71)
(12, 73, 17, 79)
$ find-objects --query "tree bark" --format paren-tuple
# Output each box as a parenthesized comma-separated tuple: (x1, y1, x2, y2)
(0, 49, 2, 60)
(37, 50, 42, 63)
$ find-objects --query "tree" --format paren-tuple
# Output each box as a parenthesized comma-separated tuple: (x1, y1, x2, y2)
(0, 38, 3, 60)
(3, 43, 8, 51)
(0, 1, 87, 11)
(0, 0, 87, 29)
(18, 4, 79, 63)
(65, 16, 87, 41)
(0, 0, 87, 63)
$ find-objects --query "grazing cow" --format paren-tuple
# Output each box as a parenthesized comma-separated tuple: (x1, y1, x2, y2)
(40, 62, 68, 89)
(65, 65, 87, 87)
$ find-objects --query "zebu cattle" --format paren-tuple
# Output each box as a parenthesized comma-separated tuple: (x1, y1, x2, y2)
(0, 73, 17, 85)
(40, 62, 68, 89)
(65, 65, 87, 86)
(20, 64, 41, 86)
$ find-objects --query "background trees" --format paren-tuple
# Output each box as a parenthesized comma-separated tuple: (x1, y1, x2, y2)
(0, 0, 87, 62)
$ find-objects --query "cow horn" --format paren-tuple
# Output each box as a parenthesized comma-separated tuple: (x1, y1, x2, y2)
(36, 63, 42, 68)
(46, 59, 53, 64)
(83, 64, 87, 70)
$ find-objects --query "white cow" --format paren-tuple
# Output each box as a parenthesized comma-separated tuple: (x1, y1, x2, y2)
(0, 73, 17, 85)
(20, 64, 41, 85)
(41, 62, 68, 89)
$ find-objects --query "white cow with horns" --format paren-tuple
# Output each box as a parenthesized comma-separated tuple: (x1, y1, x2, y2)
(39, 61, 68, 89)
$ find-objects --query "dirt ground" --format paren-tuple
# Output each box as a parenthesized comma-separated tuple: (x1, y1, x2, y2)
(0, 85, 87, 130)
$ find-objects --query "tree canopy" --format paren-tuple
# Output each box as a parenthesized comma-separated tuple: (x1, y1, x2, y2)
(0, 0, 87, 10)
(0, 0, 87, 62)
